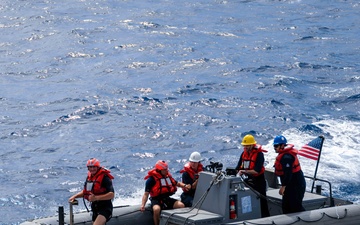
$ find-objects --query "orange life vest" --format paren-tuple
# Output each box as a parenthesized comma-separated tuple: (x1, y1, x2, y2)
(83, 167, 114, 200)
(274, 144, 302, 176)
(239, 144, 265, 176)
(144, 169, 177, 198)
(180, 162, 203, 192)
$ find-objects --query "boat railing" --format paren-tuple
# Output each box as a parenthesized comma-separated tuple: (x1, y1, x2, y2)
(304, 175, 335, 207)
(57, 199, 79, 225)
(264, 168, 335, 207)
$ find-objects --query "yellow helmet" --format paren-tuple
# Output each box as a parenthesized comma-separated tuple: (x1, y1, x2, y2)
(241, 134, 257, 145)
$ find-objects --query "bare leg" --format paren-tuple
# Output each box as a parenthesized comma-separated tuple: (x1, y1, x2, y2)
(93, 214, 107, 225)
(152, 205, 161, 225)
(173, 200, 185, 209)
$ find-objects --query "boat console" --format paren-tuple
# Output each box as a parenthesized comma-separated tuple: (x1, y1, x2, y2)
(160, 171, 261, 225)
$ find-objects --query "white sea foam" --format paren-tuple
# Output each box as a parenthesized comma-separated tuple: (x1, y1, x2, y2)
(264, 119, 360, 202)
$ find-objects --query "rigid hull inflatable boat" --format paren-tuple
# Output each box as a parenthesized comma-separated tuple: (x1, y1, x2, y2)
(21, 167, 360, 225)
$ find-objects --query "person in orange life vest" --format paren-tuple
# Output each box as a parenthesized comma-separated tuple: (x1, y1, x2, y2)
(273, 135, 306, 214)
(180, 151, 204, 207)
(235, 134, 270, 217)
(140, 160, 189, 225)
(69, 158, 115, 225)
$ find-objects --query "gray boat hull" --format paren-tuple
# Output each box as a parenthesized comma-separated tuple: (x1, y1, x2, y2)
(21, 170, 360, 225)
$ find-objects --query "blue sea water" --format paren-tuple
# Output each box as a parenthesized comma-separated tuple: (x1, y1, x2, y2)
(1, 0, 360, 224)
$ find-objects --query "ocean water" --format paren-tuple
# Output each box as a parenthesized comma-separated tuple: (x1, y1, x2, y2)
(1, 0, 360, 224)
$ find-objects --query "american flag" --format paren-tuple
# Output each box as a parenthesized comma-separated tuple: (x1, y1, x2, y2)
(298, 136, 324, 161)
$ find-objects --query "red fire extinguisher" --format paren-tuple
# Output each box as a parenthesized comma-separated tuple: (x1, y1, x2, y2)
(229, 197, 237, 219)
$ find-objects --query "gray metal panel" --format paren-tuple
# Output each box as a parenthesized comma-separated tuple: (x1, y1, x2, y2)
(192, 172, 261, 223)
(264, 168, 279, 188)
(160, 208, 223, 225)
(267, 188, 327, 201)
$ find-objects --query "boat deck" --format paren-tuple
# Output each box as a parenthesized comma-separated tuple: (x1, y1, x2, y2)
(266, 187, 328, 215)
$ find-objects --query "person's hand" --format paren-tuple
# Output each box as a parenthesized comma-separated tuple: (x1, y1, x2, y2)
(140, 205, 145, 212)
(238, 170, 246, 175)
(68, 196, 76, 203)
(279, 186, 286, 196)
(88, 193, 96, 202)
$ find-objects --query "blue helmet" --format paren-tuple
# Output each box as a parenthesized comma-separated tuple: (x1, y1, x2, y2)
(273, 135, 287, 145)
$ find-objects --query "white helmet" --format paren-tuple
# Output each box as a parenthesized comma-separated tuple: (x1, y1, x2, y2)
(189, 151, 202, 162)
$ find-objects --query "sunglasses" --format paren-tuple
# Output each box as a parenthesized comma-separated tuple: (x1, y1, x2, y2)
(273, 144, 280, 148)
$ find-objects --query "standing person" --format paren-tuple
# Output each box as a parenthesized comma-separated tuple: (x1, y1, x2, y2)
(69, 158, 115, 225)
(180, 151, 204, 207)
(140, 160, 190, 225)
(235, 134, 270, 217)
(273, 135, 306, 214)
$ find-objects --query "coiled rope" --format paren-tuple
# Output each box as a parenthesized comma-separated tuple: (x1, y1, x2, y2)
(163, 171, 227, 225)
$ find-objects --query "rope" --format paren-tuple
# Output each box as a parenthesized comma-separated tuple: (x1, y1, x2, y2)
(324, 208, 347, 219)
(83, 197, 90, 213)
(161, 171, 225, 225)
(239, 175, 282, 208)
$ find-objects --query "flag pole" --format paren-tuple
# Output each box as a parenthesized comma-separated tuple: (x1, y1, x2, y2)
(310, 135, 325, 193)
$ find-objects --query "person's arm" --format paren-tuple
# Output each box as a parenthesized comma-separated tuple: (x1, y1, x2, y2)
(280, 154, 294, 185)
(69, 190, 84, 202)
(176, 180, 191, 190)
(191, 179, 199, 189)
(140, 192, 150, 212)
(235, 153, 244, 172)
(182, 172, 195, 189)
(140, 177, 155, 212)
(279, 186, 286, 196)
(240, 169, 257, 176)
(278, 154, 294, 195)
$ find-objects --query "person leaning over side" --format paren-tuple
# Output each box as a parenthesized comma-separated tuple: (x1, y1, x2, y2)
(140, 160, 189, 225)
(180, 151, 204, 207)
(69, 158, 115, 225)
(273, 135, 306, 214)
(235, 134, 270, 217)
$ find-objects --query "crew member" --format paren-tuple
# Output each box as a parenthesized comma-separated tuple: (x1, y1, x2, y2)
(236, 134, 270, 217)
(180, 151, 204, 207)
(273, 135, 306, 214)
(69, 158, 114, 225)
(140, 160, 189, 225)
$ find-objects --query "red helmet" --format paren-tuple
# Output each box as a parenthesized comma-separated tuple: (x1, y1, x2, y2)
(87, 158, 100, 167)
(155, 160, 168, 170)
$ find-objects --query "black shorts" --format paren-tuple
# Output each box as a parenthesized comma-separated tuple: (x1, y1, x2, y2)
(150, 197, 178, 210)
(91, 202, 113, 222)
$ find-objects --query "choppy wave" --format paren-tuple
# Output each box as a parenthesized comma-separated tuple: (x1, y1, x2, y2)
(1, 0, 360, 224)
